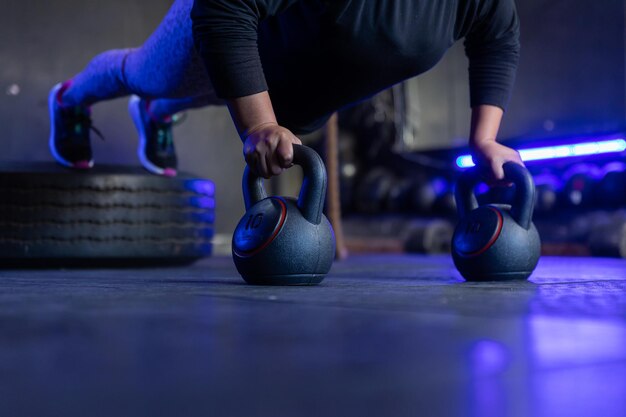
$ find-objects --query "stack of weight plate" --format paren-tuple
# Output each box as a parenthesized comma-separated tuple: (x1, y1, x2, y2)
(0, 163, 215, 266)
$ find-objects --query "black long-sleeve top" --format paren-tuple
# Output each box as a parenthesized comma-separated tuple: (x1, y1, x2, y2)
(191, 0, 520, 134)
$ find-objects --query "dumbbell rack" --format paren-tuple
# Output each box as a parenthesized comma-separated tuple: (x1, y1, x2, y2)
(340, 148, 626, 259)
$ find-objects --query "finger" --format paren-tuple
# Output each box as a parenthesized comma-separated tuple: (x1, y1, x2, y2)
(277, 136, 296, 168)
(244, 146, 257, 168)
(254, 150, 270, 179)
(491, 159, 505, 181)
(244, 141, 264, 177)
(262, 135, 284, 176)
(271, 144, 286, 175)
(243, 141, 254, 163)
(266, 148, 283, 177)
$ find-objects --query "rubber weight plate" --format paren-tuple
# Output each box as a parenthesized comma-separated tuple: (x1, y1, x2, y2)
(0, 163, 215, 266)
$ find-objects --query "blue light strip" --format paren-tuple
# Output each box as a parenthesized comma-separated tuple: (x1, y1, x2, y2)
(456, 138, 626, 168)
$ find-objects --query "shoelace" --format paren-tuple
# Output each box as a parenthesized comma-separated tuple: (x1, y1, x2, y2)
(155, 121, 174, 152)
(153, 112, 186, 152)
(65, 109, 105, 142)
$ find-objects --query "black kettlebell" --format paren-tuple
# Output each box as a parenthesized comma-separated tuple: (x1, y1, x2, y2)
(232, 145, 336, 285)
(452, 162, 541, 281)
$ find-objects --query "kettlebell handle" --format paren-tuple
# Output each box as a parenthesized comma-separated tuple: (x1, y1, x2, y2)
(242, 144, 327, 225)
(455, 162, 536, 230)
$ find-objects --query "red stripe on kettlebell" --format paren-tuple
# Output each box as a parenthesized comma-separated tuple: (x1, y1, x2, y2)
(459, 206, 504, 258)
(234, 197, 287, 258)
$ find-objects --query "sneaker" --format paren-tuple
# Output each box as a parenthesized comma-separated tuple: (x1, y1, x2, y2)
(48, 82, 95, 169)
(129, 95, 178, 177)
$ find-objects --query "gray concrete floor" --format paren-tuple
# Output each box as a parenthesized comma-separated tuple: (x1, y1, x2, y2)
(1, 254, 625, 417)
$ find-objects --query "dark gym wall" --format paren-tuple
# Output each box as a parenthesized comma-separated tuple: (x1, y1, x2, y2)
(509, 0, 626, 139)
(1, 0, 625, 232)
(407, 0, 626, 150)
(0, 0, 245, 237)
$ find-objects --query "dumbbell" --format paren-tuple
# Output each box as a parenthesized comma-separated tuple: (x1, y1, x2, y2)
(533, 171, 562, 214)
(567, 210, 614, 243)
(560, 164, 602, 208)
(409, 173, 438, 214)
(431, 177, 456, 216)
(354, 167, 396, 214)
(339, 161, 360, 214)
(410, 175, 454, 215)
(404, 218, 454, 254)
(385, 177, 413, 212)
(588, 211, 626, 258)
(598, 162, 626, 209)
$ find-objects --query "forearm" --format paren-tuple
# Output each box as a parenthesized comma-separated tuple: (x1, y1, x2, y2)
(469, 104, 504, 147)
(464, 0, 520, 111)
(226, 91, 278, 140)
(468, 105, 523, 180)
(228, 91, 302, 178)
(191, 0, 294, 100)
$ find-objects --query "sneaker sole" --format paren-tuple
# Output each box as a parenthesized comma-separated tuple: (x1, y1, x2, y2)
(48, 83, 94, 170)
(129, 95, 176, 177)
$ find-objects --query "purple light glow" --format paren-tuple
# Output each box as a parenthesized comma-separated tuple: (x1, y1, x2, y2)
(562, 163, 603, 180)
(475, 182, 490, 195)
(469, 340, 510, 417)
(528, 315, 626, 368)
(601, 161, 626, 175)
(533, 172, 562, 188)
(185, 179, 216, 196)
(192, 197, 216, 209)
(470, 340, 510, 376)
(456, 138, 626, 168)
(431, 177, 449, 196)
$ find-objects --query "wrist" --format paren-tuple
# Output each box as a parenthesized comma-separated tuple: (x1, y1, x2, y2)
(470, 137, 497, 149)
(469, 105, 503, 149)
(226, 91, 278, 141)
(241, 121, 279, 141)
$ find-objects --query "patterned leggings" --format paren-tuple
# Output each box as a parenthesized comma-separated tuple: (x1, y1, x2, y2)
(61, 0, 221, 118)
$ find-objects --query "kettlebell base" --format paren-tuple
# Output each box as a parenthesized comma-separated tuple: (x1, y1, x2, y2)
(461, 271, 533, 282)
(241, 273, 326, 286)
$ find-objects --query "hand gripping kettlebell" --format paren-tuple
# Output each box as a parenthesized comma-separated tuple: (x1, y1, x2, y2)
(232, 145, 336, 285)
(452, 162, 541, 281)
